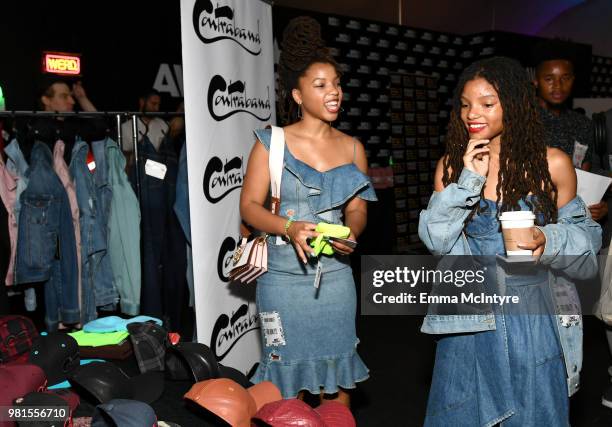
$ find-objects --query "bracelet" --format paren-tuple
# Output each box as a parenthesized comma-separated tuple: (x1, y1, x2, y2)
(284, 219, 294, 241)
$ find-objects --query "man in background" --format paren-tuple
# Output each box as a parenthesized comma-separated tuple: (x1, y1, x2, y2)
(28, 77, 106, 163)
(40, 79, 97, 114)
(120, 89, 168, 158)
(533, 40, 607, 220)
(534, 41, 612, 410)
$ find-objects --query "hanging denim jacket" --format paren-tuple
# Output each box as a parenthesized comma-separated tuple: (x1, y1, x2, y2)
(418, 167, 602, 396)
(5, 139, 38, 311)
(14, 142, 79, 329)
(70, 140, 117, 323)
(5, 140, 29, 225)
(106, 139, 141, 315)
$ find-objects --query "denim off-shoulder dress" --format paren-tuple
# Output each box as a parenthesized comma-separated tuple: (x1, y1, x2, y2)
(425, 197, 568, 427)
(250, 128, 377, 398)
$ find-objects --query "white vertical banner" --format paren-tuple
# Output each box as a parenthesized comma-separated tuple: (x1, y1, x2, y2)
(180, 0, 274, 372)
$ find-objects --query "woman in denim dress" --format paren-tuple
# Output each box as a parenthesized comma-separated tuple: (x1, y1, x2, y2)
(239, 17, 376, 406)
(419, 57, 601, 426)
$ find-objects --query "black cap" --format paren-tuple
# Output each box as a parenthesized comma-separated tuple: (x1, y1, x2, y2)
(68, 362, 164, 405)
(218, 363, 252, 388)
(165, 342, 220, 382)
(29, 332, 80, 386)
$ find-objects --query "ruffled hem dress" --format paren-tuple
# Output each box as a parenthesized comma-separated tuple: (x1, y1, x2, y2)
(250, 128, 377, 398)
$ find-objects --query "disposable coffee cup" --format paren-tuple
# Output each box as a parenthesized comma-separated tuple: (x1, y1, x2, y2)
(499, 211, 536, 256)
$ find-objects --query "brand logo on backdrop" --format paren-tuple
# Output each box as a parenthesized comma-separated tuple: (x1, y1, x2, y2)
(192, 0, 261, 55)
(203, 155, 244, 203)
(211, 303, 259, 360)
(207, 75, 271, 121)
(217, 236, 238, 282)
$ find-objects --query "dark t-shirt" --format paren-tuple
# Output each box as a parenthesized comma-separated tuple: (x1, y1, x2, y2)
(539, 107, 595, 166)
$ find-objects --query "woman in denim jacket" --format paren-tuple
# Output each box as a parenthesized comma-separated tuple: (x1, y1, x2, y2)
(419, 57, 601, 426)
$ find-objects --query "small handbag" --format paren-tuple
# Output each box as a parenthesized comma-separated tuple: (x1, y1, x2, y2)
(230, 126, 285, 284)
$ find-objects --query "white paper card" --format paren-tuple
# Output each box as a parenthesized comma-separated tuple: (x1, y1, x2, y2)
(575, 168, 612, 206)
(145, 159, 167, 180)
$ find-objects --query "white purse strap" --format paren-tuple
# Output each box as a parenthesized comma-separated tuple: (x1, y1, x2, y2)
(269, 126, 285, 201)
(268, 126, 286, 245)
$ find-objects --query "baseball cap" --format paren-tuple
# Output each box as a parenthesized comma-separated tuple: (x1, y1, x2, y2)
(91, 399, 158, 427)
(315, 401, 356, 427)
(0, 315, 39, 364)
(48, 359, 106, 389)
(254, 398, 325, 427)
(218, 364, 251, 388)
(184, 379, 281, 427)
(68, 361, 164, 404)
(0, 363, 47, 408)
(29, 332, 80, 386)
(127, 322, 168, 373)
(165, 343, 252, 387)
(47, 389, 80, 412)
(165, 342, 220, 382)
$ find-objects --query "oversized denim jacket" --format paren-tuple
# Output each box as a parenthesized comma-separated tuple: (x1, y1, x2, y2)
(418, 167, 602, 396)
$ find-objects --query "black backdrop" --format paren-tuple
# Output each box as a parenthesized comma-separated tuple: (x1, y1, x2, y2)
(0, 1, 183, 112)
(0, 2, 596, 113)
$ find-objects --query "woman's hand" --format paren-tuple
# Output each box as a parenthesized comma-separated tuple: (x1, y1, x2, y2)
(463, 139, 490, 177)
(517, 227, 546, 257)
(330, 231, 357, 255)
(286, 221, 319, 263)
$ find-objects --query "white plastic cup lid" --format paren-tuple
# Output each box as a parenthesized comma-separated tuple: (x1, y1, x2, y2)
(499, 211, 535, 221)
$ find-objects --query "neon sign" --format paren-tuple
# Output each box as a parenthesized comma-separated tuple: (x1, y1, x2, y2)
(43, 52, 81, 75)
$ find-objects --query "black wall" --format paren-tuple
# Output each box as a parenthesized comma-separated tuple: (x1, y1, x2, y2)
(0, 1, 183, 111)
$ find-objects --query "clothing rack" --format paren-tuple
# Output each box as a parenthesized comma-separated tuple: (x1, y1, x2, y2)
(1, 110, 189, 329)
(0, 110, 185, 201)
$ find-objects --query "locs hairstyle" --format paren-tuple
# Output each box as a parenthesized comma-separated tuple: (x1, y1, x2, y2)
(443, 56, 558, 225)
(277, 16, 341, 125)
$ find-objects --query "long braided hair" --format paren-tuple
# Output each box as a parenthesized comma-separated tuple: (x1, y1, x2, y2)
(278, 16, 340, 125)
(443, 56, 558, 225)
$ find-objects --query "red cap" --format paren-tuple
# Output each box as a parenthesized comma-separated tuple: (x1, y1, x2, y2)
(315, 401, 356, 427)
(0, 364, 46, 427)
(253, 398, 326, 427)
(184, 379, 255, 427)
(184, 379, 281, 427)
